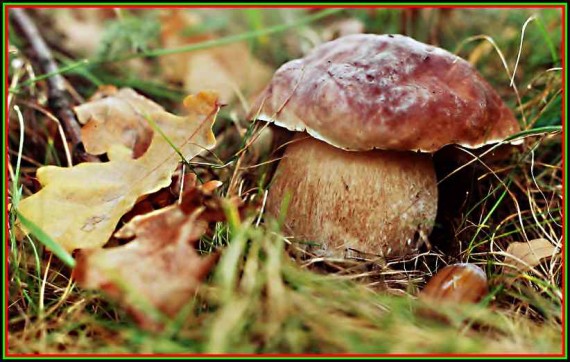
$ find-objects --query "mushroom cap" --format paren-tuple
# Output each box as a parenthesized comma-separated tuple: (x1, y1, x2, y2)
(250, 34, 520, 152)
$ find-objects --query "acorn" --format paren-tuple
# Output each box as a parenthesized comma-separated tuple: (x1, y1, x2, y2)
(420, 263, 489, 304)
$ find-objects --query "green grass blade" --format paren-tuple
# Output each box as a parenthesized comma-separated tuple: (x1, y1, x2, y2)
(534, 16, 559, 64)
(506, 126, 562, 141)
(467, 179, 512, 257)
(142, 113, 188, 164)
(15, 210, 76, 269)
(10, 59, 90, 92)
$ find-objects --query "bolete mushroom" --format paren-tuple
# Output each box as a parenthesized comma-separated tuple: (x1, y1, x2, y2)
(250, 34, 520, 258)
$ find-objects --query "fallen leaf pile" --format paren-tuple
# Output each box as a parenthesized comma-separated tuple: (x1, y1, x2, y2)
(73, 182, 232, 331)
(18, 87, 220, 251)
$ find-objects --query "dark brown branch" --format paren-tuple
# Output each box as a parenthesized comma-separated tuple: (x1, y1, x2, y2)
(9, 9, 97, 162)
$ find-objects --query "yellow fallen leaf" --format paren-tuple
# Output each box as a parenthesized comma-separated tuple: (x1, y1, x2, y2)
(503, 238, 558, 273)
(18, 89, 220, 252)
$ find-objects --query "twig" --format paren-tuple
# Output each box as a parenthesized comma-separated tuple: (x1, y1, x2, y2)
(9, 9, 97, 163)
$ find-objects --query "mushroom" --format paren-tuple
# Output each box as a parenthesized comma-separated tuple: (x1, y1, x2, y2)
(249, 34, 520, 258)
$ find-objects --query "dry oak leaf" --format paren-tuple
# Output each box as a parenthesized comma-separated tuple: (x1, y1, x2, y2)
(17, 89, 220, 252)
(503, 238, 558, 273)
(74, 202, 217, 331)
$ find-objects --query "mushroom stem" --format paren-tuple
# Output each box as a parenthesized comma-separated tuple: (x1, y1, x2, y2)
(266, 134, 438, 257)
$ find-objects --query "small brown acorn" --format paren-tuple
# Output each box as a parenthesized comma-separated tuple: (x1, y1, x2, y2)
(420, 263, 489, 304)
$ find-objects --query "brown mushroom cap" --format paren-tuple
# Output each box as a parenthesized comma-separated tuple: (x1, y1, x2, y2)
(251, 34, 520, 152)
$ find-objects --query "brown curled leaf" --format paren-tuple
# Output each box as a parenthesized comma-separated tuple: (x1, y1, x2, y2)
(73, 191, 223, 331)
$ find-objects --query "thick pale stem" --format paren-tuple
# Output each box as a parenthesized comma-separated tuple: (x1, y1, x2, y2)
(267, 134, 438, 257)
